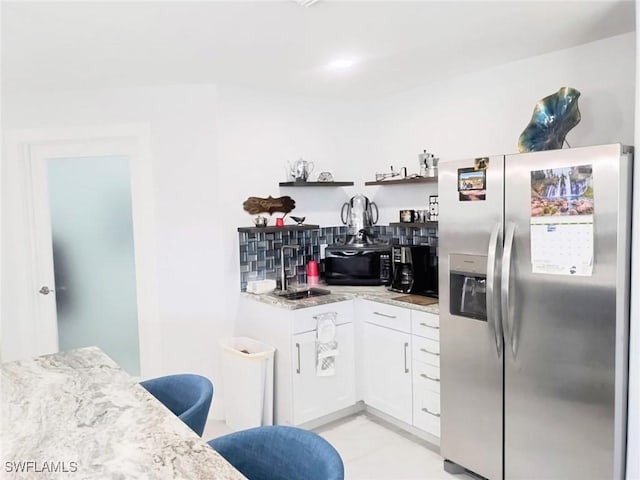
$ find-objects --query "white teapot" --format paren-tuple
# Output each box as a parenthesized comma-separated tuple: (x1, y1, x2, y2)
(288, 157, 314, 182)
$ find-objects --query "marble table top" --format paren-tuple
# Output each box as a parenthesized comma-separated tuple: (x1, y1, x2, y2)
(1, 346, 246, 479)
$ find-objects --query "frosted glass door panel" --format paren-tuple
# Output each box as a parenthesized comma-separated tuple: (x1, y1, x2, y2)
(47, 155, 140, 375)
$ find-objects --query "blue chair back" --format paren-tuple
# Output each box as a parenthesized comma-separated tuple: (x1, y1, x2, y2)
(208, 425, 344, 480)
(140, 374, 213, 437)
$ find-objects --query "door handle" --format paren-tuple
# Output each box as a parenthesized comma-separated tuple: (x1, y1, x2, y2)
(403, 342, 409, 373)
(420, 373, 440, 382)
(501, 222, 516, 357)
(486, 222, 503, 357)
(295, 343, 301, 374)
(39, 286, 54, 295)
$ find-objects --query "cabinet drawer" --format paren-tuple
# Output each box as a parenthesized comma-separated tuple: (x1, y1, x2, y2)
(360, 300, 411, 333)
(412, 360, 440, 394)
(411, 311, 439, 341)
(413, 385, 440, 437)
(413, 394, 441, 437)
(412, 335, 440, 367)
(292, 301, 353, 334)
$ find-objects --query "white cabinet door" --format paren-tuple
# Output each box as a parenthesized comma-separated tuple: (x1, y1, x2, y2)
(362, 321, 412, 424)
(291, 323, 356, 425)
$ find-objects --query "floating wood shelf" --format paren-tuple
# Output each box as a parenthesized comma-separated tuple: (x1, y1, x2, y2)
(279, 181, 354, 187)
(365, 177, 438, 186)
(389, 222, 439, 228)
(237, 224, 320, 233)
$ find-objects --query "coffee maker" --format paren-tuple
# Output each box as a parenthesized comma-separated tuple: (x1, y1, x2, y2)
(389, 245, 438, 297)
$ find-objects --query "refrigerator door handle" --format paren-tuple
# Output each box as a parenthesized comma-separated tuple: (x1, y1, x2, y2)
(486, 222, 503, 357)
(501, 222, 516, 357)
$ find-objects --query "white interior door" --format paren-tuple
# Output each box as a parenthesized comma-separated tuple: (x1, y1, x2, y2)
(27, 137, 148, 375)
(3, 124, 159, 376)
(30, 140, 140, 375)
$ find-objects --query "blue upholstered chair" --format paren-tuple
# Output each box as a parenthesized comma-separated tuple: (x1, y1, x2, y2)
(208, 425, 344, 480)
(140, 374, 213, 437)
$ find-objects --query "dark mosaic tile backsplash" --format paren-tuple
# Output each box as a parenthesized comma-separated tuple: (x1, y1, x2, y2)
(238, 225, 438, 291)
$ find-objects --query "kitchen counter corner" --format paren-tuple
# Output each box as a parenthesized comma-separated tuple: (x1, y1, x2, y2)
(241, 285, 439, 315)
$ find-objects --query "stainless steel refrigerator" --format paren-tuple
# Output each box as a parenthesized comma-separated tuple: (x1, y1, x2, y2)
(438, 143, 632, 480)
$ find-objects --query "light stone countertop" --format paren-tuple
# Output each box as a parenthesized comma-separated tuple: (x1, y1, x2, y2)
(1, 346, 246, 480)
(241, 284, 440, 315)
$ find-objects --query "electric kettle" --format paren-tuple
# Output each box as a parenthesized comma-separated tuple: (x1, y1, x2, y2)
(341, 194, 379, 234)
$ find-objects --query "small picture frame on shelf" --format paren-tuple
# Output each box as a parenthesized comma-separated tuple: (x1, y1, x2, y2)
(429, 195, 439, 221)
(400, 210, 415, 223)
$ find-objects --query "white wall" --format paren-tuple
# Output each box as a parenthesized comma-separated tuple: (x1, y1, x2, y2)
(1, 82, 383, 419)
(2, 32, 636, 428)
(1, 84, 229, 416)
(366, 33, 635, 224)
(215, 84, 375, 230)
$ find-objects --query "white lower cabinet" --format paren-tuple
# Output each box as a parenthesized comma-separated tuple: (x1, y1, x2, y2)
(291, 322, 356, 425)
(238, 296, 440, 439)
(237, 298, 356, 427)
(362, 321, 412, 424)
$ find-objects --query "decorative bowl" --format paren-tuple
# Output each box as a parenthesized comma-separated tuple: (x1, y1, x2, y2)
(317, 171, 334, 182)
(518, 87, 581, 152)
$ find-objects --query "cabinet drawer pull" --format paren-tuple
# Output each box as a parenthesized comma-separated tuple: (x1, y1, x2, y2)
(421, 407, 441, 418)
(420, 373, 440, 382)
(313, 312, 337, 320)
(373, 311, 397, 319)
(295, 343, 301, 374)
(404, 342, 409, 373)
(419, 322, 439, 330)
(420, 347, 440, 356)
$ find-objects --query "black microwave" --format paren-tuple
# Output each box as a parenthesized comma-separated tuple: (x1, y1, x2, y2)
(324, 245, 391, 286)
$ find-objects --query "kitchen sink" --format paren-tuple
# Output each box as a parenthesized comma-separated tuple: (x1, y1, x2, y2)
(275, 287, 332, 300)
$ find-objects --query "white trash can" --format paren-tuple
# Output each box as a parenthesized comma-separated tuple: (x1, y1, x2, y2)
(220, 336, 275, 431)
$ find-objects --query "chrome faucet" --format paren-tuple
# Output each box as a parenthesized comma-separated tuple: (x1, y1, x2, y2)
(280, 245, 300, 292)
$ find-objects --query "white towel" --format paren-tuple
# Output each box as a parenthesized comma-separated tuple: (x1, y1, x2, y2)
(315, 312, 339, 376)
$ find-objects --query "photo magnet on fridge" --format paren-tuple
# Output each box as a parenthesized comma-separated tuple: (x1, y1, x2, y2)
(458, 167, 486, 201)
(474, 157, 489, 170)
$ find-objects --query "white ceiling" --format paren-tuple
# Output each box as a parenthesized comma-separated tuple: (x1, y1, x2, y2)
(1, 1, 635, 100)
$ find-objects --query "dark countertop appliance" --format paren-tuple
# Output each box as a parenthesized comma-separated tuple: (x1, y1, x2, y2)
(327, 194, 388, 286)
(324, 237, 391, 286)
(388, 245, 438, 297)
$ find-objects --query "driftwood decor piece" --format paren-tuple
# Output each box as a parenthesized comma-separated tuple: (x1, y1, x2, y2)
(243, 195, 296, 215)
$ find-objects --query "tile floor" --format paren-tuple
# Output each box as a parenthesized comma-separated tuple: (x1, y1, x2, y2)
(204, 413, 474, 480)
